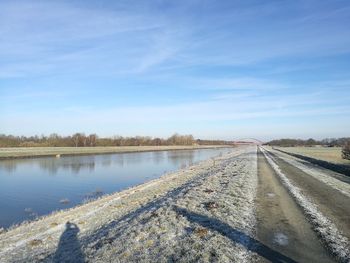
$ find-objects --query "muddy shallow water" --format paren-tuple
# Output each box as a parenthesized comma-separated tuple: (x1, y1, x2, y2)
(0, 147, 233, 228)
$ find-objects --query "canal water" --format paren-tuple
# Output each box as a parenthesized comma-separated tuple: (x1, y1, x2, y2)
(0, 147, 233, 228)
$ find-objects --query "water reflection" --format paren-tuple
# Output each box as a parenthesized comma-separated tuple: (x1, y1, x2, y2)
(113, 154, 125, 167)
(0, 160, 18, 173)
(1, 151, 201, 175)
(101, 155, 112, 167)
(0, 150, 232, 175)
(38, 156, 96, 175)
(0, 150, 200, 175)
(123, 152, 144, 165)
(167, 150, 195, 166)
(0, 147, 233, 228)
(0, 156, 97, 175)
(152, 151, 165, 164)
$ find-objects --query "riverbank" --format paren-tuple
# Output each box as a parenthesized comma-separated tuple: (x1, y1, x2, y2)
(1, 145, 348, 262)
(0, 146, 258, 262)
(0, 145, 232, 160)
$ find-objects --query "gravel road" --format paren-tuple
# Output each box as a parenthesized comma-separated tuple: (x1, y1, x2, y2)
(256, 149, 333, 262)
(261, 147, 349, 262)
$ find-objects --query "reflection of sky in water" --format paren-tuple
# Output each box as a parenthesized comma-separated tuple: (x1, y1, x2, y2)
(0, 148, 233, 228)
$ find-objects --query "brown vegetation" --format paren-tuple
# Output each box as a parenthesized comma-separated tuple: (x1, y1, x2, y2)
(342, 141, 350, 160)
(0, 133, 233, 147)
(266, 137, 350, 147)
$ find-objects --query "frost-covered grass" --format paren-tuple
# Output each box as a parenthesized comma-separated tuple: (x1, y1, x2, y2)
(276, 146, 350, 165)
(0, 145, 229, 159)
(0, 146, 261, 262)
(261, 147, 350, 262)
(79, 147, 259, 263)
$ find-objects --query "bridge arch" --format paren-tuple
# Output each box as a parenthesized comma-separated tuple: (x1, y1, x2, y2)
(234, 138, 264, 145)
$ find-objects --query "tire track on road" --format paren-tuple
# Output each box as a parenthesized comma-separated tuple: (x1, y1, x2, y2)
(261, 147, 350, 262)
(256, 149, 333, 262)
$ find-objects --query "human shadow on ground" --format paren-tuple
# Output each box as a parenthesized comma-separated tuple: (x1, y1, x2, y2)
(173, 206, 297, 263)
(53, 222, 85, 263)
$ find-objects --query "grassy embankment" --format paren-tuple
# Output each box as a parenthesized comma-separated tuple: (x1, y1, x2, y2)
(275, 146, 350, 165)
(0, 145, 232, 159)
(274, 146, 350, 177)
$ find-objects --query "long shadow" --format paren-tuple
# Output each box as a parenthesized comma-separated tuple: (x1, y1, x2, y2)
(174, 206, 297, 263)
(53, 222, 85, 263)
(79, 155, 246, 249)
(50, 152, 249, 256)
(80, 161, 225, 249)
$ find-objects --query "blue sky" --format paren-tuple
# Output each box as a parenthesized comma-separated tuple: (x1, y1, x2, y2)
(1, 0, 350, 141)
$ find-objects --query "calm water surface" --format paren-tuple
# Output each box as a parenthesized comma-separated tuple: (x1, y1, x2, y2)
(0, 148, 233, 228)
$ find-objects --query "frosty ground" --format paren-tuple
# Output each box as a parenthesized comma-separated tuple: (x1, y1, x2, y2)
(0, 145, 349, 262)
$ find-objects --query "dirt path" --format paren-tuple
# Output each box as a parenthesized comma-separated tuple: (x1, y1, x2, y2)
(256, 149, 334, 262)
(270, 151, 350, 241)
(261, 147, 350, 262)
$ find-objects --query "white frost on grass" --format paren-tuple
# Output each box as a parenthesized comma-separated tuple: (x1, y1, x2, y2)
(261, 147, 350, 262)
(81, 146, 259, 262)
(0, 146, 259, 263)
(269, 148, 350, 198)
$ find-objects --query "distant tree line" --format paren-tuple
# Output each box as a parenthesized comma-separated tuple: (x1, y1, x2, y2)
(0, 133, 234, 147)
(265, 137, 350, 160)
(266, 137, 350, 147)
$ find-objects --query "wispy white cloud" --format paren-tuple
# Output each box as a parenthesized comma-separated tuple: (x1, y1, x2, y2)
(1, 0, 349, 139)
(1, 0, 349, 78)
(184, 77, 288, 91)
(2, 98, 349, 140)
(0, 1, 186, 77)
(2, 91, 349, 124)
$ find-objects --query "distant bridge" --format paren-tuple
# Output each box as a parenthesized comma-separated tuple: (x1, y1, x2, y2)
(233, 138, 264, 145)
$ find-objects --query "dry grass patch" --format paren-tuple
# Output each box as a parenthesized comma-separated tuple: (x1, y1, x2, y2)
(194, 228, 209, 238)
(204, 201, 219, 210)
(277, 146, 350, 164)
(49, 222, 58, 227)
(28, 239, 43, 247)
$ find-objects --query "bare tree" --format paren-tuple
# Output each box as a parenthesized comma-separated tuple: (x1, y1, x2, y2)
(72, 133, 85, 147)
(87, 134, 97, 146)
(342, 141, 350, 160)
(48, 133, 60, 147)
(0, 133, 234, 147)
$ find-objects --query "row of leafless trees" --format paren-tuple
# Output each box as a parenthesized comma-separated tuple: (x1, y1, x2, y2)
(266, 138, 318, 147)
(342, 141, 350, 160)
(267, 137, 350, 148)
(0, 133, 233, 147)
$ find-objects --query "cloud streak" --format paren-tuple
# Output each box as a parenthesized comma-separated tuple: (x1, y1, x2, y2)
(0, 0, 349, 139)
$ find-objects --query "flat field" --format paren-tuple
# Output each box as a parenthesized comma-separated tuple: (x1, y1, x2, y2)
(0, 145, 230, 159)
(275, 146, 350, 165)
